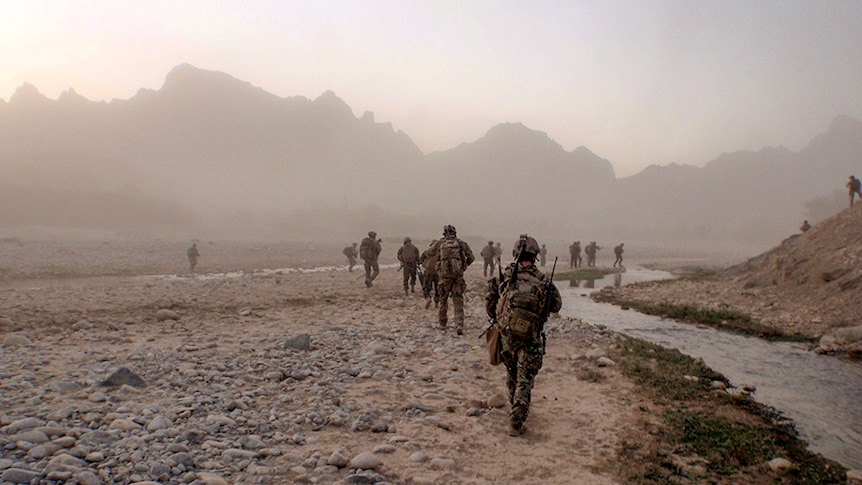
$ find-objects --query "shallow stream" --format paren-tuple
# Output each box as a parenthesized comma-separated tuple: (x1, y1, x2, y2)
(558, 266, 862, 470)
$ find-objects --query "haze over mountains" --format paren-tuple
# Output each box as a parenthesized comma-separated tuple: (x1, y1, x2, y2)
(1, 64, 860, 247)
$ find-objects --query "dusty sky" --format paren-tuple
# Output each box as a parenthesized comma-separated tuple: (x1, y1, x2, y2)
(2, 0, 861, 177)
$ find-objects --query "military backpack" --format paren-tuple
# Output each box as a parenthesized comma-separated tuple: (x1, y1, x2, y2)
(437, 238, 464, 278)
(499, 273, 545, 340)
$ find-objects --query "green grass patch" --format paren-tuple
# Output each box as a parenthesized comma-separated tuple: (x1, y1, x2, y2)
(608, 336, 846, 484)
(554, 267, 617, 281)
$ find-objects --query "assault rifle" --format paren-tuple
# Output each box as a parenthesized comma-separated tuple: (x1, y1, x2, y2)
(538, 257, 558, 354)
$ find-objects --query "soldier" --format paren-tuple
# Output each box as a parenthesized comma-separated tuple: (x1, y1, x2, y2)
(359, 231, 382, 288)
(585, 241, 602, 267)
(480, 241, 497, 278)
(848, 175, 862, 207)
(568, 241, 582, 268)
(397, 237, 420, 296)
(420, 239, 440, 309)
(187, 242, 200, 275)
(485, 234, 561, 437)
(434, 225, 474, 335)
(800, 220, 812, 233)
(342, 242, 358, 272)
(539, 244, 547, 267)
(613, 243, 624, 268)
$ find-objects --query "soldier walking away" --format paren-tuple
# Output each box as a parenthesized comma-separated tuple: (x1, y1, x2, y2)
(539, 244, 548, 267)
(494, 242, 502, 261)
(359, 231, 382, 288)
(435, 225, 474, 335)
(343, 242, 358, 272)
(485, 234, 562, 437)
(187, 242, 200, 275)
(800, 220, 812, 233)
(480, 241, 497, 278)
(420, 239, 440, 309)
(568, 241, 582, 268)
(848, 175, 862, 207)
(397, 237, 420, 296)
(613, 243, 624, 268)
(585, 241, 602, 267)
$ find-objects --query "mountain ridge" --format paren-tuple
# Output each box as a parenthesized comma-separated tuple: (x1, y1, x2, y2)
(1, 63, 861, 244)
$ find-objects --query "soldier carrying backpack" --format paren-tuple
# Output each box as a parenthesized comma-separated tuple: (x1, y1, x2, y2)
(485, 234, 562, 437)
(434, 225, 474, 335)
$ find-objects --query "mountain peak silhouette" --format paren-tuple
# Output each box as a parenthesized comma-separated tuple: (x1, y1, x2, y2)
(9, 83, 49, 105)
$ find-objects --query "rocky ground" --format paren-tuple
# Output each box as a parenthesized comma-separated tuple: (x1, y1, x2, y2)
(0, 237, 648, 485)
(0, 234, 857, 484)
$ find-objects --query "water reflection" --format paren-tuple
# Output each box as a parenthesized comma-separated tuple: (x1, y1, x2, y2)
(559, 266, 862, 470)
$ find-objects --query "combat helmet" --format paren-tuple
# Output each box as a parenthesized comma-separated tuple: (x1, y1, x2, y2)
(368, 231, 377, 238)
(404, 237, 412, 244)
(488, 240, 494, 246)
(443, 225, 457, 237)
(513, 234, 540, 257)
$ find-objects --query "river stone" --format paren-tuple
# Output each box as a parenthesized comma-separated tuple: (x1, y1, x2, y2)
(156, 309, 180, 321)
(100, 367, 146, 388)
(347, 452, 380, 470)
(327, 451, 349, 467)
(284, 334, 311, 351)
(222, 448, 256, 460)
(109, 419, 142, 431)
(51, 379, 83, 393)
(597, 356, 616, 367)
(0, 317, 14, 330)
(197, 472, 229, 485)
(2, 333, 32, 348)
(1, 468, 42, 483)
(768, 457, 792, 471)
(146, 415, 170, 432)
(15, 430, 49, 443)
(429, 456, 456, 470)
(77, 471, 101, 485)
(4, 417, 45, 434)
(486, 393, 507, 408)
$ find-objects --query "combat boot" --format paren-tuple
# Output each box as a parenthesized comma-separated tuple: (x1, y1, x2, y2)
(507, 422, 526, 436)
(405, 287, 409, 296)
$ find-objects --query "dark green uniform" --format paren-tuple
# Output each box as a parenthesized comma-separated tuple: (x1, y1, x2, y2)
(486, 261, 562, 433)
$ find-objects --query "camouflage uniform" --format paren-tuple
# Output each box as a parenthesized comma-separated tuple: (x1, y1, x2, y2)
(434, 225, 474, 334)
(187, 243, 200, 273)
(359, 231, 382, 288)
(800, 220, 812, 233)
(343, 243, 358, 272)
(480, 241, 496, 278)
(613, 243, 624, 268)
(568, 241, 581, 268)
(485, 236, 562, 435)
(420, 240, 440, 309)
(848, 176, 862, 207)
(397, 237, 420, 295)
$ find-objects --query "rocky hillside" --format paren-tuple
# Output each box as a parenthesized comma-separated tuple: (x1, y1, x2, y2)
(598, 202, 862, 355)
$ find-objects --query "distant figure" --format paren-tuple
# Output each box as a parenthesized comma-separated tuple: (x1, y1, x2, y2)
(539, 244, 548, 267)
(800, 220, 812, 233)
(397, 237, 420, 296)
(420, 239, 440, 309)
(585, 241, 602, 267)
(480, 241, 497, 278)
(342, 242, 358, 272)
(187, 242, 200, 275)
(359, 231, 382, 288)
(613, 243, 624, 268)
(568, 241, 582, 268)
(848, 175, 862, 207)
